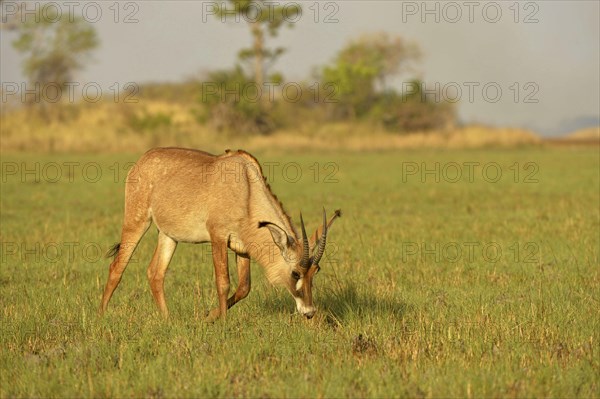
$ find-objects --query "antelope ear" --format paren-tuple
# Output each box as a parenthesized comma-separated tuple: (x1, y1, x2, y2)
(258, 221, 294, 254)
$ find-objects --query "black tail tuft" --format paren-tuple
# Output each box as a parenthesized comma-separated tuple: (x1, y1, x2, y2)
(106, 242, 121, 259)
(334, 209, 342, 218)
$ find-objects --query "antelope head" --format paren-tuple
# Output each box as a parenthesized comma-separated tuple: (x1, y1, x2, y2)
(259, 209, 341, 319)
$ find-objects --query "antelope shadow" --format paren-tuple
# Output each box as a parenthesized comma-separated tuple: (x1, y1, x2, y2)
(262, 280, 410, 323)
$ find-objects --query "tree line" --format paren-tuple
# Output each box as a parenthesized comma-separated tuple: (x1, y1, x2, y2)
(2, 0, 455, 134)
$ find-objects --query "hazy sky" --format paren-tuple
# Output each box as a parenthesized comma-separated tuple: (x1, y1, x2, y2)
(1, 1, 599, 135)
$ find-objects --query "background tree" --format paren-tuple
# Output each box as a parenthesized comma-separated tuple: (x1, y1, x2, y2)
(322, 32, 421, 118)
(9, 3, 99, 102)
(213, 0, 301, 90)
(201, 1, 300, 134)
(337, 32, 421, 90)
(321, 32, 454, 131)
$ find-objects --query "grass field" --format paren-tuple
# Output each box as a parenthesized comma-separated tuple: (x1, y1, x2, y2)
(1, 148, 598, 398)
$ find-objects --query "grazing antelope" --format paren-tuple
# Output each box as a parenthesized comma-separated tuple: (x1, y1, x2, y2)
(99, 147, 340, 320)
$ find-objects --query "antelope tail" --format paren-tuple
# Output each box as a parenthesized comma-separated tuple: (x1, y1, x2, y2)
(106, 242, 121, 259)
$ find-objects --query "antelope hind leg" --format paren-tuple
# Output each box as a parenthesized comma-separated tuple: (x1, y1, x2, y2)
(99, 221, 151, 314)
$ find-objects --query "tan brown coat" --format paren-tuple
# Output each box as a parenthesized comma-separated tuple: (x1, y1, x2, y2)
(99, 147, 340, 320)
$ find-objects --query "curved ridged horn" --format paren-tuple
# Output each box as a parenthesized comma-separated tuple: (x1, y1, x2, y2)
(299, 213, 310, 270)
(327, 209, 342, 230)
(313, 209, 328, 266)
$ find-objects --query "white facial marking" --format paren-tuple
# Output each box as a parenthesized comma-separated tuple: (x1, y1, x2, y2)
(294, 296, 306, 313)
(295, 278, 304, 291)
(294, 296, 315, 316)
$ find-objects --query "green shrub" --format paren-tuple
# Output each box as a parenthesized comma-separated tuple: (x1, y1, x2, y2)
(126, 110, 172, 133)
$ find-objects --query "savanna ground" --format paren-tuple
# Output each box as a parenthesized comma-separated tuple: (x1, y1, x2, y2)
(1, 147, 598, 398)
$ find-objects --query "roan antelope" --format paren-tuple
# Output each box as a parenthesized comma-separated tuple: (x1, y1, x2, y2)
(99, 148, 341, 320)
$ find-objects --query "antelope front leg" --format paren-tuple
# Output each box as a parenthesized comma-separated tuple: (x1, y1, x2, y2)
(147, 231, 177, 319)
(227, 254, 251, 309)
(206, 241, 230, 322)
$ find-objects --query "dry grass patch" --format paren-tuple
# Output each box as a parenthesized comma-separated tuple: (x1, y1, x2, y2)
(1, 102, 540, 153)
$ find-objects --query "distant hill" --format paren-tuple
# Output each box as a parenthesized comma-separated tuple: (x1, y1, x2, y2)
(545, 115, 600, 137)
(543, 125, 599, 147)
(567, 126, 600, 140)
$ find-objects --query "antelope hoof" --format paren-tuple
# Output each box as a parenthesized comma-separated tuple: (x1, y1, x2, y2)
(205, 308, 222, 323)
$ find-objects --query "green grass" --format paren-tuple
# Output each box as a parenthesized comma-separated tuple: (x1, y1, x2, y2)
(1, 148, 598, 398)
